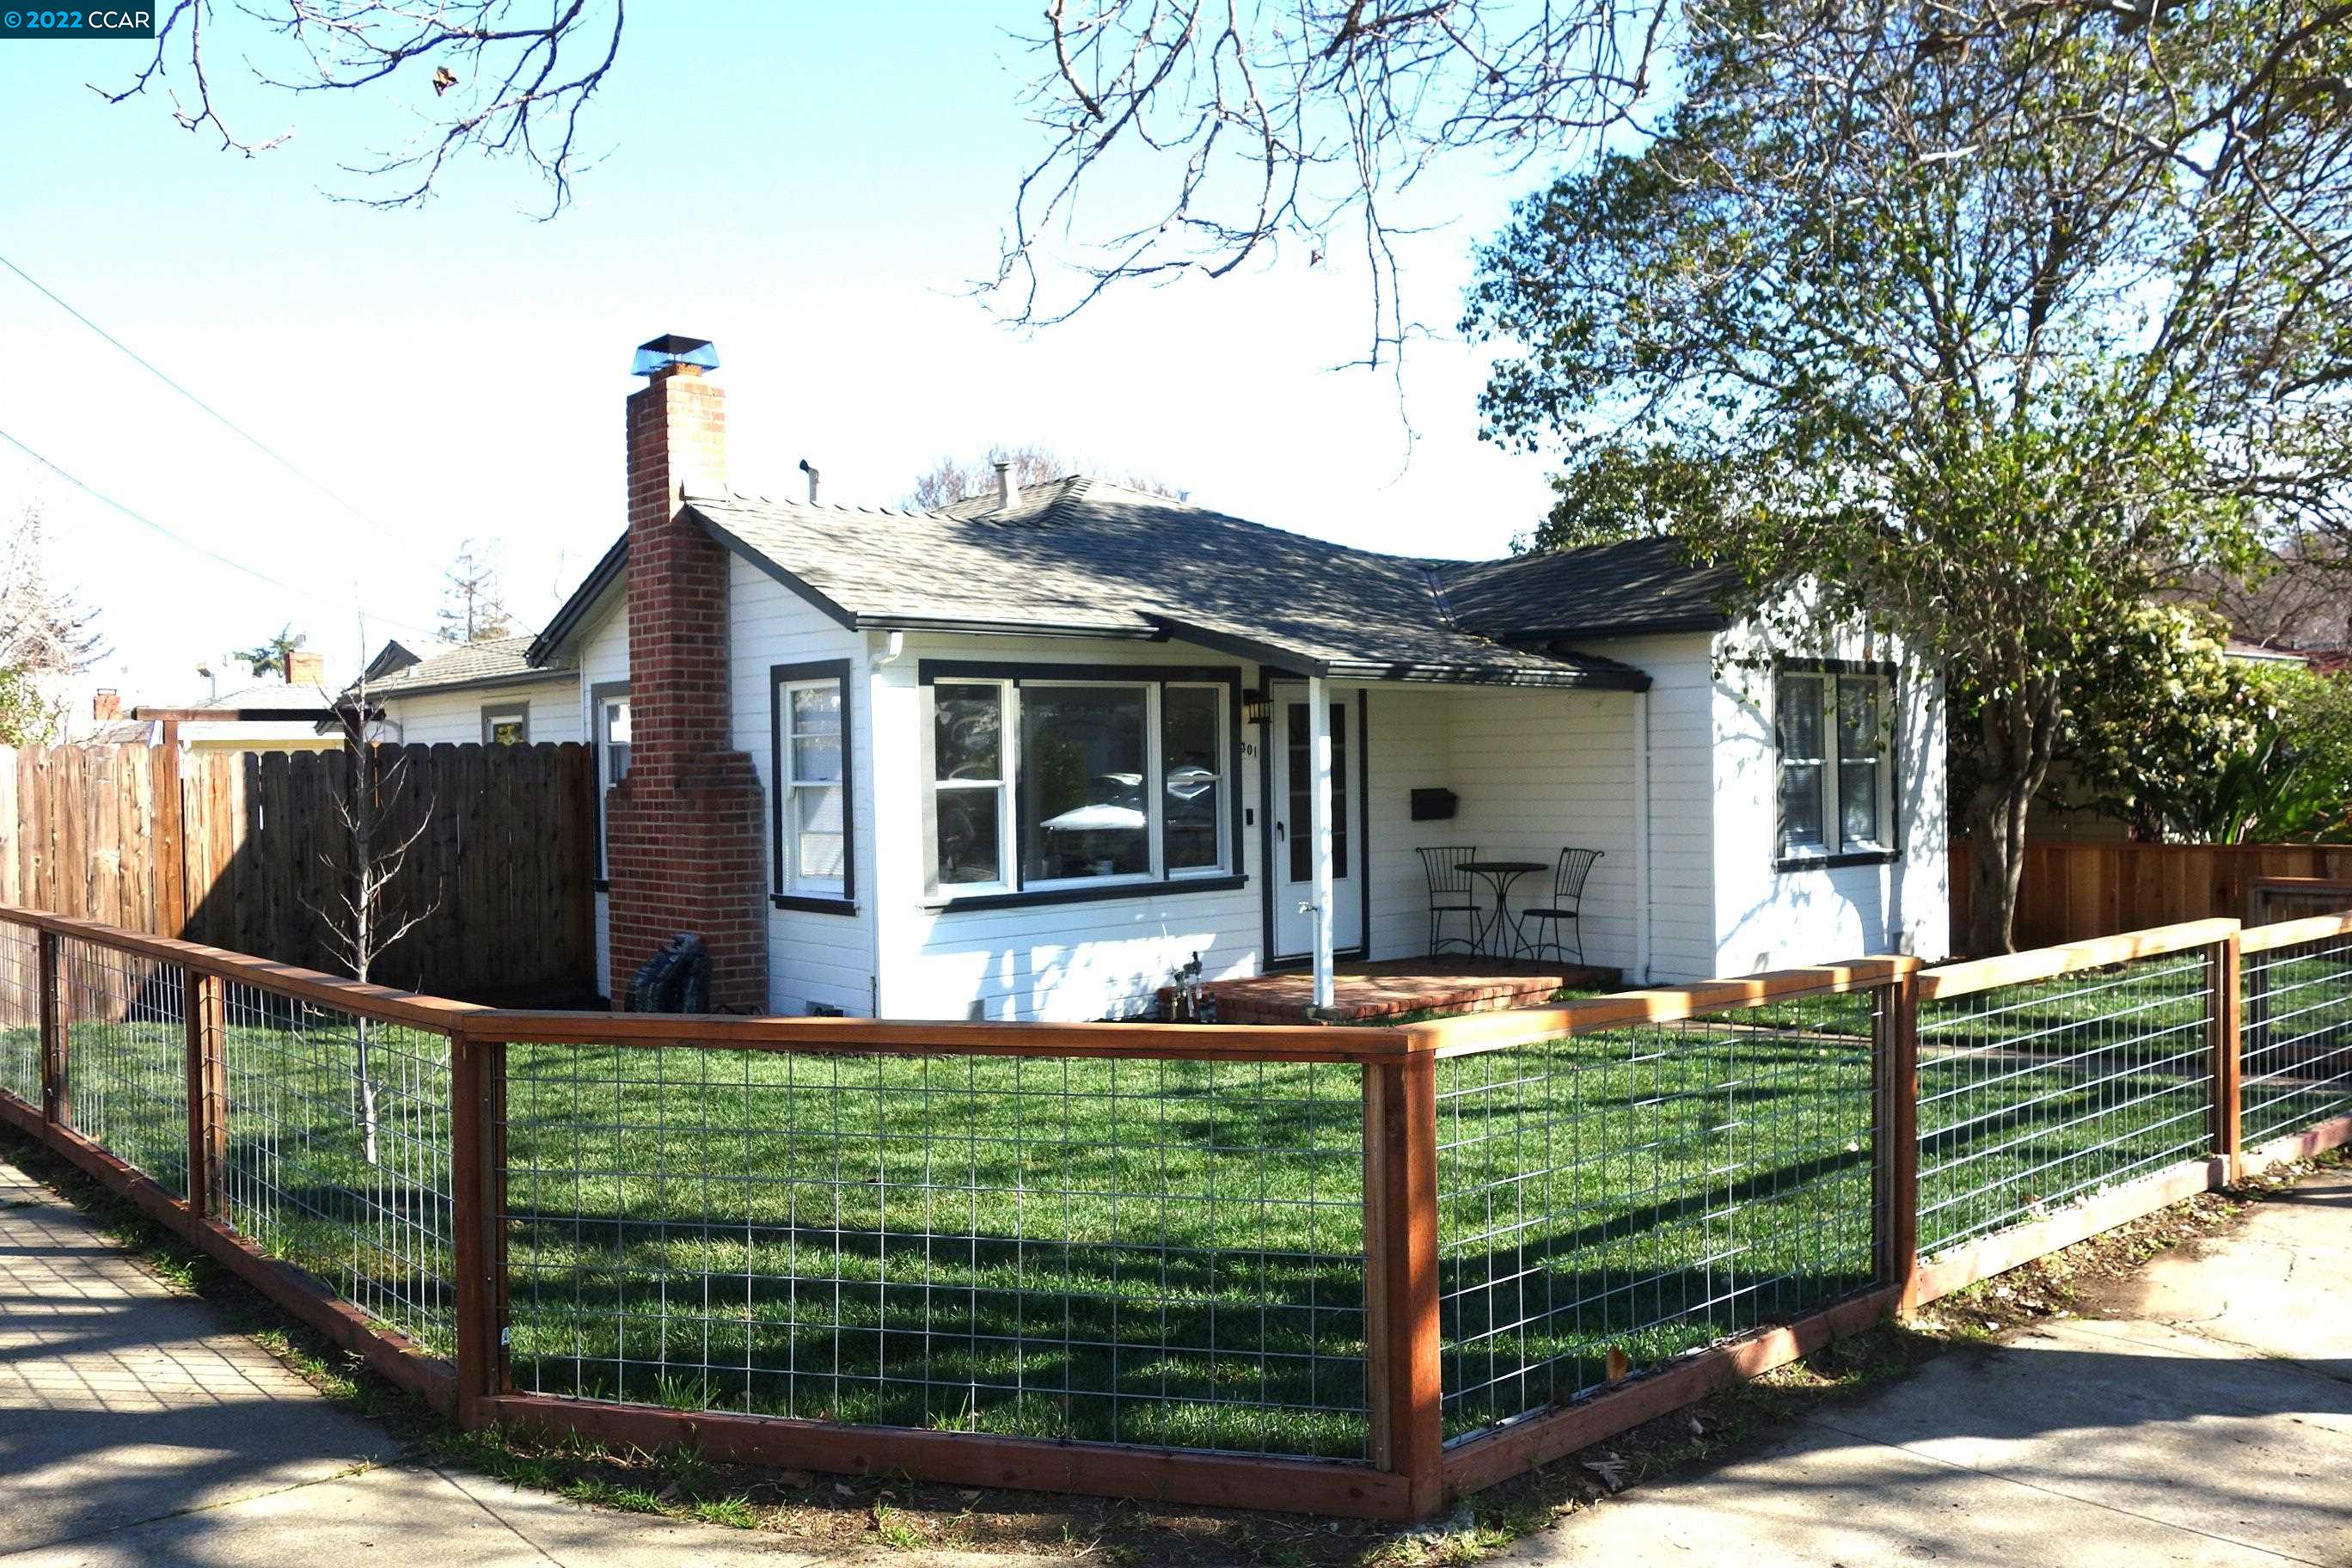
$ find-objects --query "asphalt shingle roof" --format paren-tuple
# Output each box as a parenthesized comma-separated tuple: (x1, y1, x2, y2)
(1434, 535, 1742, 642)
(360, 636, 570, 697)
(686, 477, 1687, 689)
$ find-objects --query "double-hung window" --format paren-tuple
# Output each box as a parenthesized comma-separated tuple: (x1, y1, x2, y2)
(924, 665, 1239, 903)
(772, 661, 854, 909)
(1775, 664, 1896, 864)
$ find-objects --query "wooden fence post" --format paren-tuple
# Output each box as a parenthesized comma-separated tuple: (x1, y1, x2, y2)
(2209, 929, 2243, 1185)
(1363, 1055, 1443, 1520)
(450, 1031, 508, 1428)
(183, 971, 227, 1216)
(1874, 972, 1922, 1314)
(37, 929, 67, 1130)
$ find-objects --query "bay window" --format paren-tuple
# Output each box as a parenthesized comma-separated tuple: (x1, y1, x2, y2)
(923, 664, 1240, 903)
(1775, 663, 1896, 865)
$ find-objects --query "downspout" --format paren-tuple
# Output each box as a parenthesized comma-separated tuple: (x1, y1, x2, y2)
(867, 631, 906, 1017)
(1633, 685, 1654, 986)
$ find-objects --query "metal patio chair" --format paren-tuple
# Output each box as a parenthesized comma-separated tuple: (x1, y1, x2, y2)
(1522, 848, 1604, 966)
(1415, 845, 1483, 955)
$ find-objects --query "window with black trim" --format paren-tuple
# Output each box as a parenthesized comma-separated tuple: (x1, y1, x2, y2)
(923, 666, 1239, 901)
(1775, 665, 1895, 861)
(481, 704, 530, 745)
(771, 661, 854, 905)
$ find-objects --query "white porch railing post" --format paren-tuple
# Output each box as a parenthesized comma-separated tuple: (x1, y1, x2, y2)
(1308, 676, 1336, 1010)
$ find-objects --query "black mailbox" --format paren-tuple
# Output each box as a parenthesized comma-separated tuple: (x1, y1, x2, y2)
(1410, 787, 1459, 822)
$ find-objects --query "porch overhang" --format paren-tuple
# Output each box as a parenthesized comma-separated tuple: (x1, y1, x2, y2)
(1145, 616, 1654, 690)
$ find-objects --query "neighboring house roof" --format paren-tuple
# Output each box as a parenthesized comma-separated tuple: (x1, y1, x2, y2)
(117, 682, 345, 749)
(575, 476, 1712, 689)
(363, 639, 424, 683)
(1435, 535, 1743, 643)
(360, 636, 575, 700)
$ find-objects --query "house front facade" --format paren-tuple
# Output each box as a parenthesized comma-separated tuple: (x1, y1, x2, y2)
(522, 336, 1949, 1020)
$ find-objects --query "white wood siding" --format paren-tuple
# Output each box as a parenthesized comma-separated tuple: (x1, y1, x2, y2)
(381, 681, 582, 745)
(1707, 624, 1951, 973)
(726, 558, 873, 1016)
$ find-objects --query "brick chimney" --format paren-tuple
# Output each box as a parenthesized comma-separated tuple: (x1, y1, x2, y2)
(92, 689, 120, 722)
(285, 649, 326, 687)
(603, 335, 770, 1010)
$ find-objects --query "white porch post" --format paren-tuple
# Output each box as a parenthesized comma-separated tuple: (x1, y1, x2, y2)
(1308, 676, 1336, 1010)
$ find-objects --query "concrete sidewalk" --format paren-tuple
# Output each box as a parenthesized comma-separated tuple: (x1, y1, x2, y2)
(0, 1159, 1029, 1567)
(1504, 1165, 2352, 1567)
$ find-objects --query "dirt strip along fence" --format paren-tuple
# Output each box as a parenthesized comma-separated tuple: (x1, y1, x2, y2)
(1955, 836, 2352, 949)
(0, 743, 594, 1003)
(0, 901, 2344, 1523)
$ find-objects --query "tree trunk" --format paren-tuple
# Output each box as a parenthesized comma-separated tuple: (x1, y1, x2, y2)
(1963, 786, 2030, 955)
(1962, 683, 2060, 957)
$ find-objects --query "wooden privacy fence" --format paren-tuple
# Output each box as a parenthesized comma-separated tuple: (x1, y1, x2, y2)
(0, 900, 2346, 1522)
(1955, 836, 2352, 949)
(0, 743, 594, 1001)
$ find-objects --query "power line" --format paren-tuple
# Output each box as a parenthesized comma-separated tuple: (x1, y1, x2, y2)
(0, 249, 413, 551)
(0, 426, 439, 641)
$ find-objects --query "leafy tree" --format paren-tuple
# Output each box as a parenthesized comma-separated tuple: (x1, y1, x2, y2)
(1465, 0, 2351, 953)
(0, 502, 101, 744)
(2048, 608, 2270, 840)
(904, 444, 1185, 511)
(232, 624, 307, 680)
(438, 539, 514, 644)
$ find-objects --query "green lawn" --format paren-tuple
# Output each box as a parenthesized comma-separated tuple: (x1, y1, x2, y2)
(5, 940, 2345, 1462)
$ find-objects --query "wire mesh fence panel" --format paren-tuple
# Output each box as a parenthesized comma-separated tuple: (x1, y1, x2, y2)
(499, 1046, 1369, 1461)
(2243, 932, 2352, 1148)
(59, 938, 188, 1197)
(1435, 986, 1881, 1442)
(0, 922, 39, 1108)
(1917, 951, 2214, 1255)
(219, 983, 456, 1357)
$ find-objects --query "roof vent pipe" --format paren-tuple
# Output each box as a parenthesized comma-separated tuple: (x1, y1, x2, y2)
(995, 460, 1018, 511)
(798, 458, 819, 505)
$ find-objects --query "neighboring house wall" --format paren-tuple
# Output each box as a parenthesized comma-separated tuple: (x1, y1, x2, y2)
(1707, 624, 1951, 974)
(383, 681, 584, 746)
(727, 557, 872, 1017)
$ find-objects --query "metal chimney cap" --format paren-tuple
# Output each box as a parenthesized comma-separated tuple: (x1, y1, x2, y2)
(632, 334, 720, 377)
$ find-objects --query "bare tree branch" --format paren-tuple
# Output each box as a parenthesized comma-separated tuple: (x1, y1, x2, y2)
(91, 0, 621, 214)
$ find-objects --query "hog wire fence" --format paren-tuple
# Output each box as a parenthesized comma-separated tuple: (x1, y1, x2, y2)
(0, 904, 2345, 1522)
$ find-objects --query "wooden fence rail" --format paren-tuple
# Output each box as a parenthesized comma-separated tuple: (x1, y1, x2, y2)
(1953, 837, 2352, 949)
(0, 901, 2346, 1525)
(0, 743, 594, 1001)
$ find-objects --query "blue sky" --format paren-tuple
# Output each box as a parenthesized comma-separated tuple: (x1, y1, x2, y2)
(0, 6, 1559, 710)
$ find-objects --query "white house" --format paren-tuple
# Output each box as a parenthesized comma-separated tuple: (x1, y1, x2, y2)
(362, 635, 585, 746)
(489, 334, 1948, 1020)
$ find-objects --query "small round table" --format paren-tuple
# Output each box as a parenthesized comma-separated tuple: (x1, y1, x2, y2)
(1455, 860, 1548, 959)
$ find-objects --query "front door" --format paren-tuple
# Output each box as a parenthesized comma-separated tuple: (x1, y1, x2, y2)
(1270, 687, 1363, 959)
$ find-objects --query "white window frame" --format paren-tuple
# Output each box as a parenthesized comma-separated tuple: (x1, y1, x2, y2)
(922, 669, 1238, 902)
(1014, 677, 1160, 894)
(930, 677, 1017, 897)
(1162, 680, 1231, 881)
(1774, 665, 1896, 864)
(773, 663, 854, 905)
(590, 683, 628, 881)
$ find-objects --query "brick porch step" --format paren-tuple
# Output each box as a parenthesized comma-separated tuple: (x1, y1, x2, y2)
(1162, 958, 1623, 1026)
